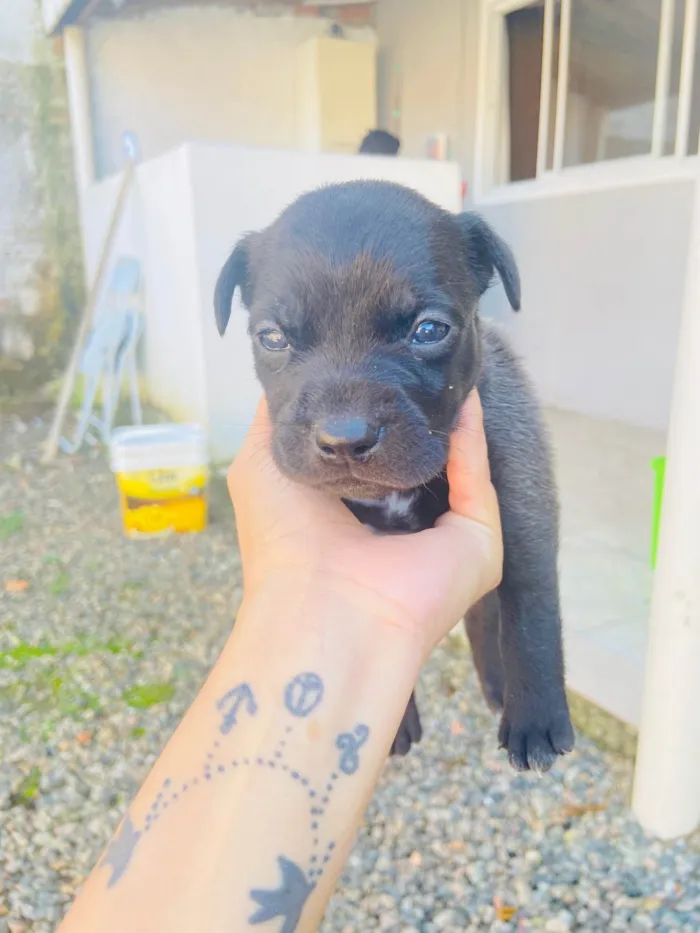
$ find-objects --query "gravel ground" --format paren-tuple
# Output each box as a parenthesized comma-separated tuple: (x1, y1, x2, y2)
(2, 413, 700, 933)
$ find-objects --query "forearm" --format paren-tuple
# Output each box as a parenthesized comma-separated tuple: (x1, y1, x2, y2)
(59, 574, 423, 933)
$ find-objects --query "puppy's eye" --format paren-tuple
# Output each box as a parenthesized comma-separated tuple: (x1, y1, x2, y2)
(411, 320, 450, 345)
(258, 328, 290, 351)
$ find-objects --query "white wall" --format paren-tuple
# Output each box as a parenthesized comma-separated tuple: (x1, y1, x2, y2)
(376, 0, 480, 186)
(0, 0, 38, 64)
(136, 149, 208, 424)
(81, 147, 208, 426)
(85, 7, 376, 179)
(81, 172, 137, 288)
(480, 179, 693, 430)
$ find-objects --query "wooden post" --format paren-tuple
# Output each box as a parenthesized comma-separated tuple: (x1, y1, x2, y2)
(632, 166, 700, 838)
(42, 161, 135, 464)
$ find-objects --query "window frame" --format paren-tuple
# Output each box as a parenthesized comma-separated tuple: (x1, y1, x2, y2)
(473, 0, 700, 203)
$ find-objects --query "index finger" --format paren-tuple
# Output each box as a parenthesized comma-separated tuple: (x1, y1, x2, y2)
(227, 395, 274, 501)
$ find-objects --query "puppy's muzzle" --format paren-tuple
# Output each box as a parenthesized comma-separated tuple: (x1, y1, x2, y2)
(314, 416, 382, 463)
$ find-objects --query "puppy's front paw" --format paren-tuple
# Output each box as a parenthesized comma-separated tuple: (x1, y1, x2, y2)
(498, 696, 574, 772)
(390, 696, 423, 757)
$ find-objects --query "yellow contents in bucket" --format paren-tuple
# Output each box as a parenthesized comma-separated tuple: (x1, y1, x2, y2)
(110, 424, 209, 537)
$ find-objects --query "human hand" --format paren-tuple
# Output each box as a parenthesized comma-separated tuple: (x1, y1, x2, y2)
(229, 390, 503, 658)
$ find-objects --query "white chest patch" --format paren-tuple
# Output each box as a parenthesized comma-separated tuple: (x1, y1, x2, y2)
(349, 491, 419, 526)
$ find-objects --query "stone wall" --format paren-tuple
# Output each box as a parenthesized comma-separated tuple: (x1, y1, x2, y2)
(0, 2, 83, 404)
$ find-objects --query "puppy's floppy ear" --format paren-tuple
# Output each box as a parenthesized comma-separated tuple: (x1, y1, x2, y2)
(214, 234, 256, 336)
(456, 213, 521, 311)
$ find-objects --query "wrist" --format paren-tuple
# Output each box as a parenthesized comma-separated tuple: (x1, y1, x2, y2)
(233, 569, 428, 665)
(216, 572, 426, 766)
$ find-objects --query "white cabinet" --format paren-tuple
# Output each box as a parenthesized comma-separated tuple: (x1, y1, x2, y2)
(296, 36, 377, 154)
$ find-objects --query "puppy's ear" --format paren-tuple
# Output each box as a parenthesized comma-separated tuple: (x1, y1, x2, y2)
(456, 213, 521, 311)
(214, 234, 256, 336)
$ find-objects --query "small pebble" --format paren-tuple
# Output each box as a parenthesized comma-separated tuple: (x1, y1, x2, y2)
(545, 912, 574, 932)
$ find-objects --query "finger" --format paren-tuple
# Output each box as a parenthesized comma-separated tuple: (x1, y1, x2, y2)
(431, 391, 503, 600)
(444, 390, 497, 527)
(227, 396, 274, 501)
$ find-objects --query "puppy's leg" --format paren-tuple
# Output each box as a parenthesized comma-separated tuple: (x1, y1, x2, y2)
(390, 692, 422, 756)
(465, 590, 504, 712)
(479, 327, 574, 773)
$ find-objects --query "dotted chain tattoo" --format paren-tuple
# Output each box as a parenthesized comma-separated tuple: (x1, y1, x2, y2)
(99, 671, 370, 933)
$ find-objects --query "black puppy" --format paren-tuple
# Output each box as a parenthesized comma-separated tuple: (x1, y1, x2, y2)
(214, 181, 574, 773)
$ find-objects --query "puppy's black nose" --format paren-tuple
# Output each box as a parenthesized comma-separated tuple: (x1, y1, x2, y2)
(315, 417, 381, 462)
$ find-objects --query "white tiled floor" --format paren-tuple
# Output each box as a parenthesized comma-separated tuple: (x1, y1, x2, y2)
(547, 408, 665, 727)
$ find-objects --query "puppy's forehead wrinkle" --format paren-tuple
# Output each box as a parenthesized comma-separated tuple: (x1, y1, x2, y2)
(326, 253, 416, 311)
(254, 249, 420, 339)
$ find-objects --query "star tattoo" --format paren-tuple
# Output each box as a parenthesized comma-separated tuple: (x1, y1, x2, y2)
(100, 814, 141, 888)
(249, 856, 315, 933)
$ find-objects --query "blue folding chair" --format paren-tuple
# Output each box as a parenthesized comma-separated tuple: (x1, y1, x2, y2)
(60, 257, 144, 454)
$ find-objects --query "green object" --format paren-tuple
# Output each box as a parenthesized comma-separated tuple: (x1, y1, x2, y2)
(122, 682, 175, 709)
(0, 510, 24, 540)
(11, 767, 41, 808)
(650, 456, 666, 569)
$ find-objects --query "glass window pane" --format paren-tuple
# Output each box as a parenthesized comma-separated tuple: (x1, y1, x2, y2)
(663, 0, 700, 156)
(496, 0, 697, 185)
(505, 2, 546, 182)
(666, 0, 700, 155)
(503, 1, 562, 182)
(563, 0, 662, 167)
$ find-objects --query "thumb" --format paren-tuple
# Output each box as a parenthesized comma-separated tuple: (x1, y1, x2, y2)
(435, 390, 503, 591)
(443, 389, 499, 528)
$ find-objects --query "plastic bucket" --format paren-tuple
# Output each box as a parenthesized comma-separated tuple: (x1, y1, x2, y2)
(650, 456, 666, 569)
(110, 424, 209, 537)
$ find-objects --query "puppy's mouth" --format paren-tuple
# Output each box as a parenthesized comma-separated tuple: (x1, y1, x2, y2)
(295, 472, 435, 503)
(271, 421, 449, 500)
(310, 473, 423, 500)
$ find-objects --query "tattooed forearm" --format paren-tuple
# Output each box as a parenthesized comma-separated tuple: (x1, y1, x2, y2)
(99, 671, 371, 933)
